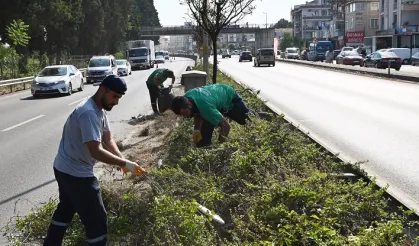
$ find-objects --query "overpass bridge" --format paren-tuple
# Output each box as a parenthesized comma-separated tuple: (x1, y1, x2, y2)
(139, 24, 276, 53)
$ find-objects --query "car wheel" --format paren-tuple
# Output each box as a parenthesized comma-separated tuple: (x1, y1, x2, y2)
(67, 83, 72, 96)
(78, 79, 84, 91)
(33, 94, 40, 99)
(395, 67, 400, 71)
(403, 59, 409, 65)
(375, 63, 379, 69)
(129, 70, 132, 75)
(239, 59, 242, 62)
(272, 63, 275, 67)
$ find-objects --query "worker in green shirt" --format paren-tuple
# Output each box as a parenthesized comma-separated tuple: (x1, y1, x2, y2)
(146, 68, 175, 114)
(171, 84, 251, 147)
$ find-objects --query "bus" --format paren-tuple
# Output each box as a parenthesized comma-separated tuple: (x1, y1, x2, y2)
(308, 41, 332, 62)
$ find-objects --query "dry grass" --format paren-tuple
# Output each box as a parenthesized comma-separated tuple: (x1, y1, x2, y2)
(0, 82, 31, 96)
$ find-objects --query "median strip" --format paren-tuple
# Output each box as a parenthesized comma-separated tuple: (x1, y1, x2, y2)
(1, 115, 45, 132)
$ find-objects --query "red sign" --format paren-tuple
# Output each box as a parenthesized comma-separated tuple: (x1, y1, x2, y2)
(346, 31, 364, 44)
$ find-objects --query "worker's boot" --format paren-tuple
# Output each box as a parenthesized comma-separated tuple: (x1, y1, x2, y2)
(151, 103, 160, 115)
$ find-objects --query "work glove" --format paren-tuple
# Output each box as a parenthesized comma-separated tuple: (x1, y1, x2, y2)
(122, 160, 147, 177)
(192, 129, 203, 144)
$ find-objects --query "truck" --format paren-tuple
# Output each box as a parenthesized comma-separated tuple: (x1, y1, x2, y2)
(126, 40, 155, 70)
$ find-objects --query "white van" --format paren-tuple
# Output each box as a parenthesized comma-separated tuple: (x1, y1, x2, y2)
(86, 55, 118, 83)
(386, 48, 412, 64)
(285, 47, 300, 59)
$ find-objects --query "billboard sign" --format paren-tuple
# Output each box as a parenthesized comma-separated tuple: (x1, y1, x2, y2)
(346, 31, 364, 44)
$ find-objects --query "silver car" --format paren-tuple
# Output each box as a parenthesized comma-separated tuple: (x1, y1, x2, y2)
(116, 59, 132, 76)
(31, 65, 84, 98)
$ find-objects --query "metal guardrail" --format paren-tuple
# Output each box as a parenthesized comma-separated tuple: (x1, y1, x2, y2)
(0, 68, 87, 93)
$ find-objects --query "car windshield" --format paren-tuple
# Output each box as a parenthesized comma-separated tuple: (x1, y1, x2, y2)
(346, 51, 359, 56)
(413, 52, 419, 58)
(242, 52, 250, 55)
(261, 50, 274, 55)
(155, 51, 164, 56)
(129, 48, 148, 57)
(89, 59, 110, 67)
(39, 67, 67, 77)
(116, 60, 125, 65)
(287, 49, 298, 54)
(156, 55, 164, 59)
(316, 45, 329, 51)
(381, 52, 398, 58)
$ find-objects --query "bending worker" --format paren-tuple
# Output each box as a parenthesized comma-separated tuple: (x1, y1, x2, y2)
(44, 75, 146, 246)
(146, 68, 175, 114)
(171, 83, 251, 147)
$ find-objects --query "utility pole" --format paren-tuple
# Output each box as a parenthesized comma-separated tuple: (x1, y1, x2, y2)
(263, 12, 268, 28)
(203, 0, 209, 76)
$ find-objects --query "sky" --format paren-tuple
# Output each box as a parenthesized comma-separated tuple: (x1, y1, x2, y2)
(154, 0, 308, 26)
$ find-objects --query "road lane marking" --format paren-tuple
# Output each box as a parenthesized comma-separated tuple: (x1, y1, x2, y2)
(1, 115, 45, 132)
(68, 97, 87, 106)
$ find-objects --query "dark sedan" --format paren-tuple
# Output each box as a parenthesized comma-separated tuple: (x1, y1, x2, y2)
(412, 52, 419, 66)
(363, 51, 402, 70)
(239, 51, 252, 62)
(336, 51, 364, 66)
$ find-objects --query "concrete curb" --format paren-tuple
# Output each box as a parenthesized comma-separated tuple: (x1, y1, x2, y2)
(276, 58, 419, 83)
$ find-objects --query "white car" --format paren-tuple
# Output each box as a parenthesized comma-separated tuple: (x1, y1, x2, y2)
(31, 65, 83, 98)
(116, 59, 132, 76)
(155, 55, 165, 64)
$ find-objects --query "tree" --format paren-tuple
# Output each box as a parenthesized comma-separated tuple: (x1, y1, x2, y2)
(273, 18, 293, 29)
(182, 0, 256, 83)
(6, 19, 30, 47)
(279, 33, 293, 52)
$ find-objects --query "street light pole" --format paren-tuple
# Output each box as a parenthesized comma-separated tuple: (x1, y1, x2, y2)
(263, 12, 268, 28)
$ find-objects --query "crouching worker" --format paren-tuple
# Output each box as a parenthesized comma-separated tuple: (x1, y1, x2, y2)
(44, 75, 146, 246)
(146, 68, 175, 114)
(171, 84, 251, 147)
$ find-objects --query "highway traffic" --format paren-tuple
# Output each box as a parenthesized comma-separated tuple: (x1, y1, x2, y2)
(0, 58, 194, 240)
(217, 55, 419, 212)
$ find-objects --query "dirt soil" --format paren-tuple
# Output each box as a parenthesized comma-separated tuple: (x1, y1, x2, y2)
(94, 85, 184, 182)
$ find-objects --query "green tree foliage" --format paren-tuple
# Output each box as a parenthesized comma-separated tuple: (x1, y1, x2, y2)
(279, 33, 304, 51)
(6, 19, 30, 47)
(273, 18, 293, 28)
(0, 0, 161, 64)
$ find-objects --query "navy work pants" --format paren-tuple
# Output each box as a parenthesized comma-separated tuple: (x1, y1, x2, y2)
(44, 168, 107, 246)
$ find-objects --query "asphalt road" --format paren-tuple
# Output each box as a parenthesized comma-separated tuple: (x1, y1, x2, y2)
(0, 58, 193, 241)
(217, 55, 419, 212)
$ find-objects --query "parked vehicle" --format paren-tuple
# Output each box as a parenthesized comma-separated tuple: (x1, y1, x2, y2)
(32, 65, 83, 97)
(86, 55, 118, 83)
(285, 47, 300, 59)
(116, 59, 132, 76)
(336, 51, 364, 66)
(386, 48, 412, 65)
(239, 51, 252, 62)
(126, 40, 155, 70)
(254, 48, 275, 67)
(325, 50, 334, 63)
(333, 50, 341, 60)
(363, 51, 402, 70)
(412, 52, 419, 66)
(341, 47, 354, 52)
(308, 41, 332, 61)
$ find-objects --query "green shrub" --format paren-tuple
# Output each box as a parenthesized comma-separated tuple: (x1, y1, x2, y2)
(7, 64, 419, 246)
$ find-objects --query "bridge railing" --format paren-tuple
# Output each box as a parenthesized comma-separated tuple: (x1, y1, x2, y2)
(139, 23, 278, 31)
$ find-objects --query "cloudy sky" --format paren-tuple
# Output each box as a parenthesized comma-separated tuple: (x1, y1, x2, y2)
(154, 0, 308, 26)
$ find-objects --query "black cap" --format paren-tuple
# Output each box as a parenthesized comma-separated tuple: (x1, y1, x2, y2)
(94, 75, 127, 95)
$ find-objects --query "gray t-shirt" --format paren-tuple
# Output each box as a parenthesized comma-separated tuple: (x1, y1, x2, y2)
(54, 97, 110, 177)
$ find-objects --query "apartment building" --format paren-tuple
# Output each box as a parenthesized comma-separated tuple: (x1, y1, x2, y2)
(342, 0, 380, 52)
(376, 0, 419, 50)
(291, 0, 332, 42)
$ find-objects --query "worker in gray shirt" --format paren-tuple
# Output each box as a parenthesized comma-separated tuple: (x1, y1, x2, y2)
(44, 75, 146, 246)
